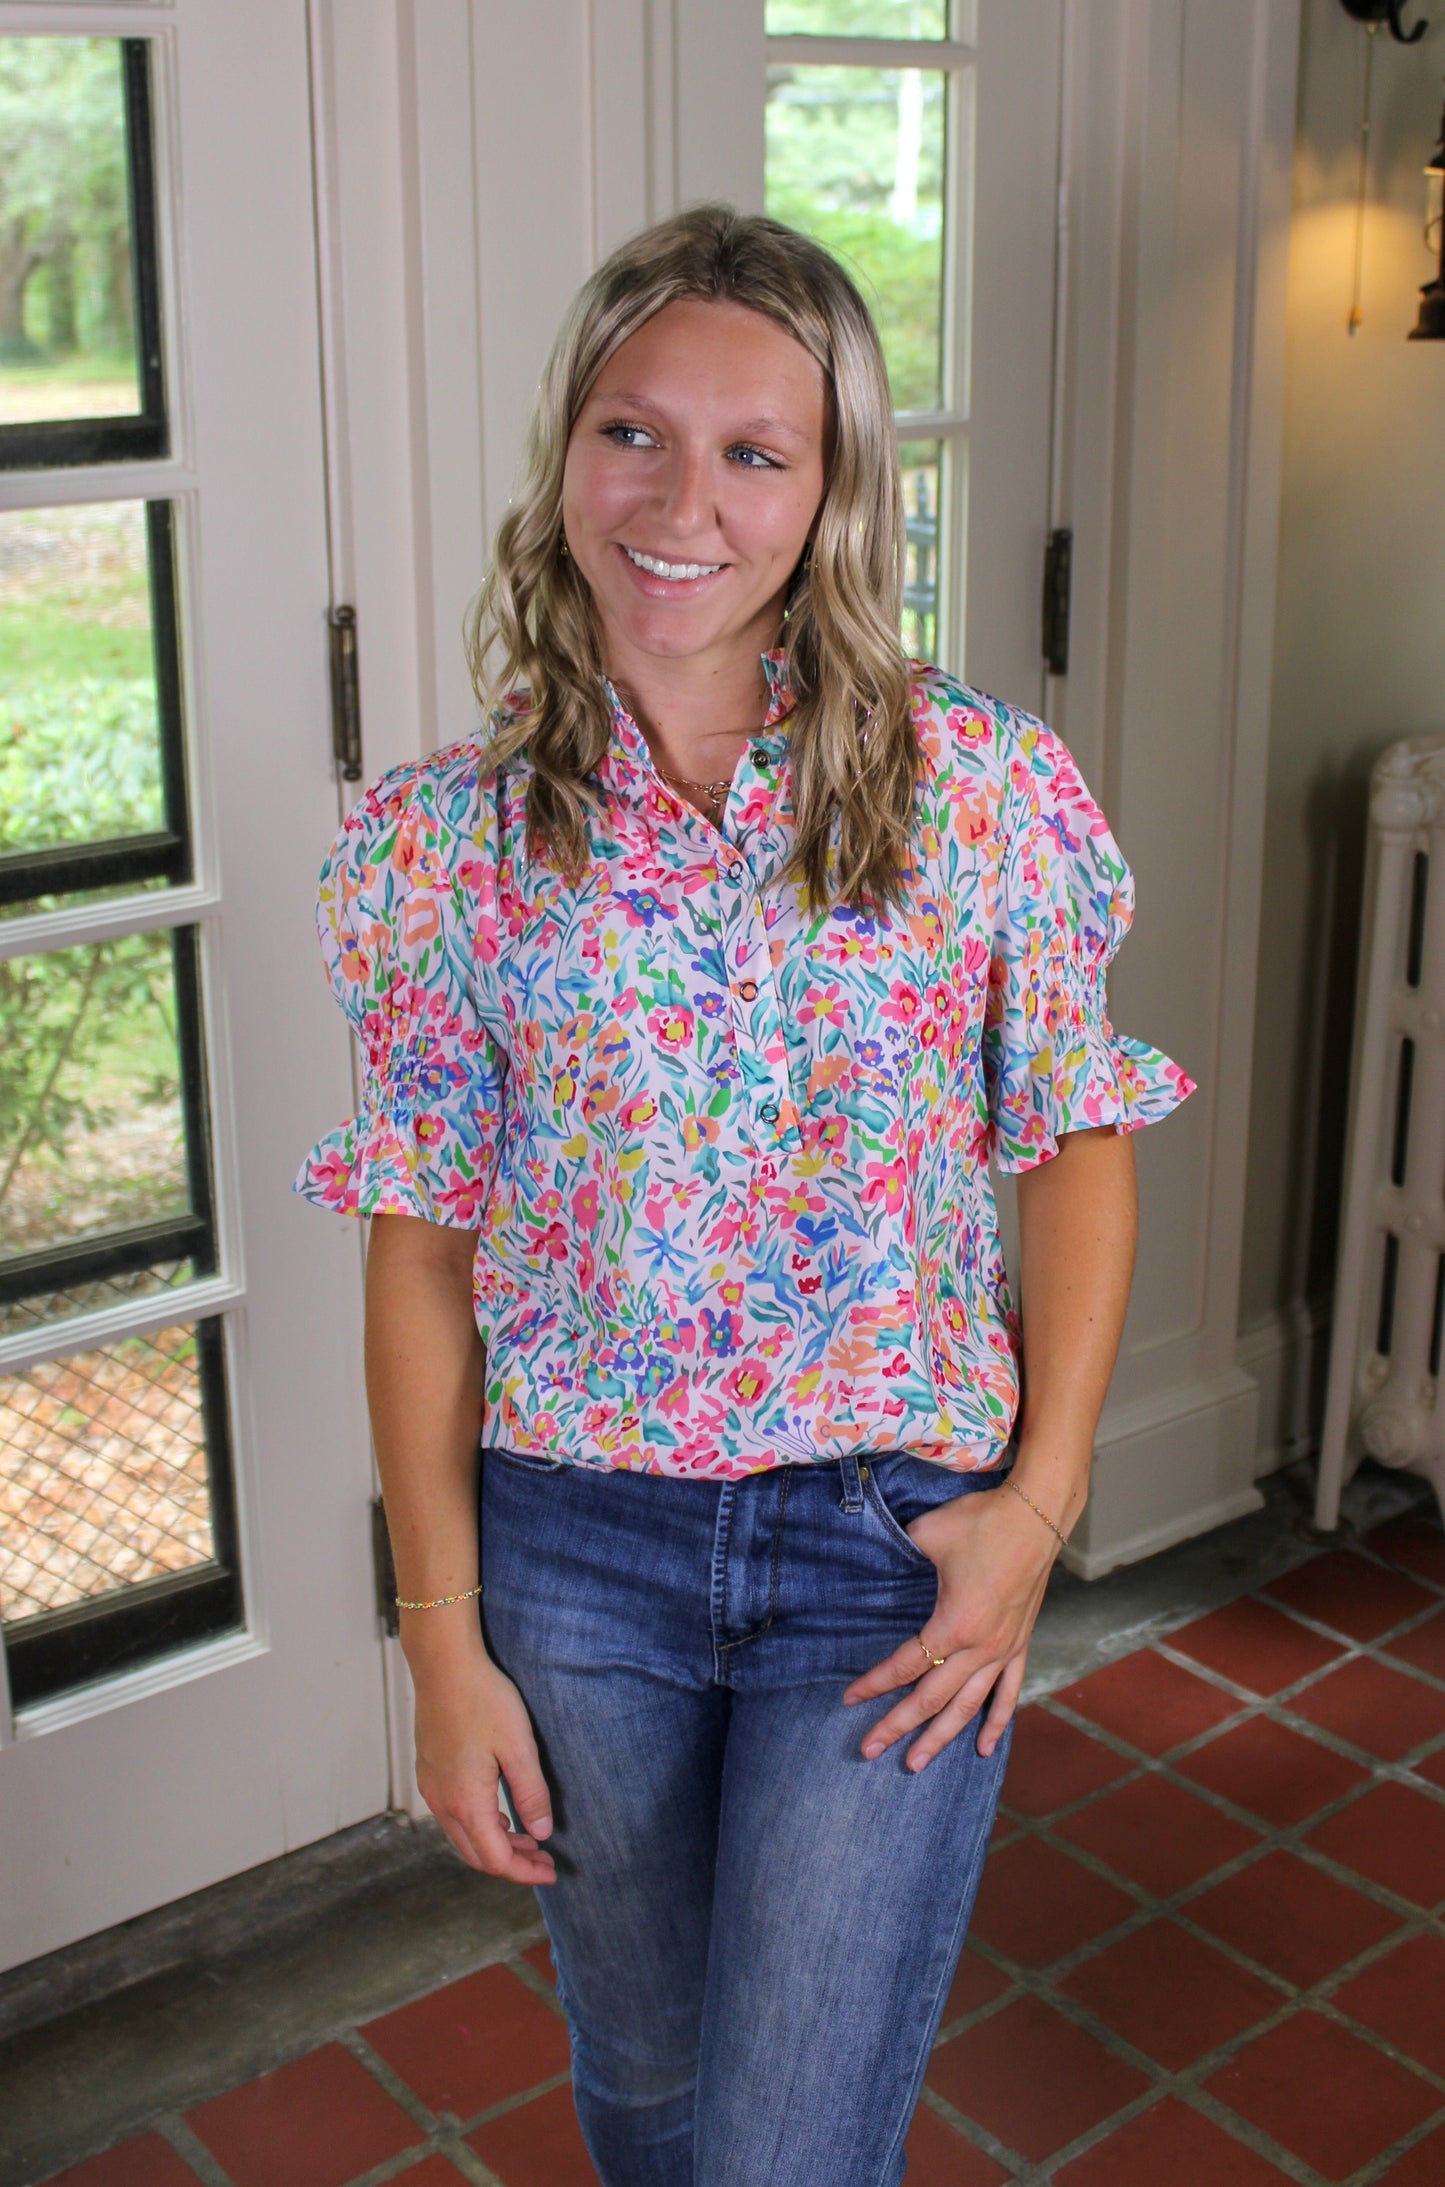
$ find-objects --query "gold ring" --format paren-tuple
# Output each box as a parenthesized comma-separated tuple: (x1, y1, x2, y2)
(916, 1634, 948, 1670)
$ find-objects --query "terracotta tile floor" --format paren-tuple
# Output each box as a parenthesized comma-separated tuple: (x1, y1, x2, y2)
(37, 1513, 1445, 2187)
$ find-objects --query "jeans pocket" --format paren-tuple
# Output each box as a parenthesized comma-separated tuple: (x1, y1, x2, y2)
(862, 1451, 1012, 1568)
(483, 1444, 568, 1476)
(860, 1460, 939, 1569)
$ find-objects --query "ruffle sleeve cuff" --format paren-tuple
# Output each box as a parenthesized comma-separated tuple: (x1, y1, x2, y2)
(293, 1105, 498, 1226)
(986, 938, 1196, 1175)
(984, 714, 1196, 1176)
(293, 758, 508, 1228)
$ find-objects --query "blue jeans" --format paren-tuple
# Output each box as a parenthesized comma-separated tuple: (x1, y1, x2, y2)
(479, 1444, 1015, 2187)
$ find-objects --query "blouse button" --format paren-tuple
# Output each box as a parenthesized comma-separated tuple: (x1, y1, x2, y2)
(759, 1100, 780, 1122)
(751, 746, 771, 767)
(738, 979, 759, 1001)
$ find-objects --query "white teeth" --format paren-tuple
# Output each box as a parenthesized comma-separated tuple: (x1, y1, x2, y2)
(624, 546, 722, 582)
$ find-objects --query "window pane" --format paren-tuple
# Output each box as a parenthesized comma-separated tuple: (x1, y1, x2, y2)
(0, 876, 170, 929)
(0, 1321, 216, 1623)
(767, 2, 950, 36)
(0, 501, 169, 862)
(0, 1259, 194, 1341)
(0, 929, 191, 1264)
(0, 39, 143, 427)
(900, 440, 942, 661)
(766, 64, 945, 410)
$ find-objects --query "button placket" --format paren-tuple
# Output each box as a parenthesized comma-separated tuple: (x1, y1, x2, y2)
(726, 727, 792, 841)
(722, 859, 800, 1145)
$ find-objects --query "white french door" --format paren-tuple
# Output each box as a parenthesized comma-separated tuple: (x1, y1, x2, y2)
(0, 0, 1072, 1973)
(0, 0, 388, 1972)
(762, 0, 1064, 713)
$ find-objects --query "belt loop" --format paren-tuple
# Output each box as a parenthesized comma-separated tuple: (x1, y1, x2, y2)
(838, 1451, 864, 1512)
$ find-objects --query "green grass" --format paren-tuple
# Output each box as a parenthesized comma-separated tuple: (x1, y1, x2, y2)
(0, 349, 140, 427)
(0, 348, 136, 385)
(0, 604, 150, 687)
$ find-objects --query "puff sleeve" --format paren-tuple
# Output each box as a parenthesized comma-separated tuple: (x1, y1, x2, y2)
(983, 713, 1195, 1175)
(293, 759, 510, 1226)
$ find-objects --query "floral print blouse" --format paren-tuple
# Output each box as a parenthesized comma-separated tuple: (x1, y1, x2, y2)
(295, 653, 1195, 1479)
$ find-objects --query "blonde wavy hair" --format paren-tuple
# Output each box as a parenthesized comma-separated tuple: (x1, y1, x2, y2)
(468, 202, 918, 915)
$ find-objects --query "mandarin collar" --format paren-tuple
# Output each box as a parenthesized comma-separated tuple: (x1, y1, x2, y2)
(760, 647, 796, 731)
(600, 649, 796, 804)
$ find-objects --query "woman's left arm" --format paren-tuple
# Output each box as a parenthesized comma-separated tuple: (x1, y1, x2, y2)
(843, 1124, 1138, 1769)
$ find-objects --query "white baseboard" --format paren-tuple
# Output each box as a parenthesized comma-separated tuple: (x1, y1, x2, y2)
(382, 1633, 429, 1823)
(1063, 1369, 1264, 1581)
(1061, 1299, 1334, 1581)
(1238, 1294, 1332, 1479)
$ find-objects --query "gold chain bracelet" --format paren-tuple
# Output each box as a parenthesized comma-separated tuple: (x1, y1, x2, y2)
(394, 1582, 483, 1612)
(1003, 1476, 1071, 1551)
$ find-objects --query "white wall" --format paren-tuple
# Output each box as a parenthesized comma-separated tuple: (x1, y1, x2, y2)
(1240, 0, 1445, 1471)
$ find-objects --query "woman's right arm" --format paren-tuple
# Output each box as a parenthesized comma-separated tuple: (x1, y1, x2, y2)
(364, 1210, 556, 1885)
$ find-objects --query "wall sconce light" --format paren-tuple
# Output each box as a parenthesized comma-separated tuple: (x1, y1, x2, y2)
(1338, 0, 1428, 40)
(1411, 87, 1445, 337)
(1338, 1, 1444, 337)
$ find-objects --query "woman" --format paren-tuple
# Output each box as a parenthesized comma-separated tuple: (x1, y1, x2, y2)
(297, 204, 1194, 2186)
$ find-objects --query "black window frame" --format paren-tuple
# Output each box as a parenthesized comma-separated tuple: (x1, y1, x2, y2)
(0, 923, 217, 1315)
(0, 26, 243, 1714)
(0, 498, 191, 911)
(4, 1316, 243, 1709)
(0, 923, 241, 1708)
(0, 38, 168, 473)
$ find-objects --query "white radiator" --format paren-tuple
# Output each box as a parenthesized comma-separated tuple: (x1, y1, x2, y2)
(1317, 733, 1445, 1531)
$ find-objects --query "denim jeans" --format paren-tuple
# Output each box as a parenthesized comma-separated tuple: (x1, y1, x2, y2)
(479, 1444, 1016, 2187)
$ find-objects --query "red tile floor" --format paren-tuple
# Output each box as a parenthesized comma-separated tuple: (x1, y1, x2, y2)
(40, 1511, 1445, 2187)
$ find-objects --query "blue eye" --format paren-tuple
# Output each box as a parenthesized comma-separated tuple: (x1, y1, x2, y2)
(729, 444, 780, 469)
(602, 423, 656, 448)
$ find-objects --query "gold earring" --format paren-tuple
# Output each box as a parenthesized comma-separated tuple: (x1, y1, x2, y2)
(558, 533, 570, 559)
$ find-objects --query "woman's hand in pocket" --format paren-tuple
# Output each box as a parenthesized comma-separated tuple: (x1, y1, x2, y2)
(408, 1623, 557, 1884)
(841, 1470, 1062, 1772)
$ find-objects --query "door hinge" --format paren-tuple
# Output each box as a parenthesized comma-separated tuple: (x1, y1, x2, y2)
(328, 604, 364, 781)
(1042, 527, 1072, 677)
(371, 1495, 399, 1637)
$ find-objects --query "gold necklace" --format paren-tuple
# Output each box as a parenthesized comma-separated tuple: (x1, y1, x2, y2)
(656, 764, 733, 809)
(610, 679, 761, 816)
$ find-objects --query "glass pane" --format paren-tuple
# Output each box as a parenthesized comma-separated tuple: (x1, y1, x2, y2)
(0, 876, 170, 929)
(0, 502, 168, 862)
(900, 439, 941, 660)
(766, 64, 946, 410)
(767, 2, 950, 36)
(0, 39, 142, 427)
(0, 929, 189, 1263)
(0, 1322, 214, 1623)
(0, 1258, 192, 1341)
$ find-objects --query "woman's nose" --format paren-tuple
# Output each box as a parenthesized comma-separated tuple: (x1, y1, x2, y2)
(656, 445, 714, 535)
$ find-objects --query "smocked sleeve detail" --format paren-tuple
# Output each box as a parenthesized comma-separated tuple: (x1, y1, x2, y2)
(293, 763, 509, 1226)
(983, 715, 1195, 1175)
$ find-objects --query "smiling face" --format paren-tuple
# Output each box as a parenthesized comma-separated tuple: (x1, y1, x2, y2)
(561, 297, 829, 686)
